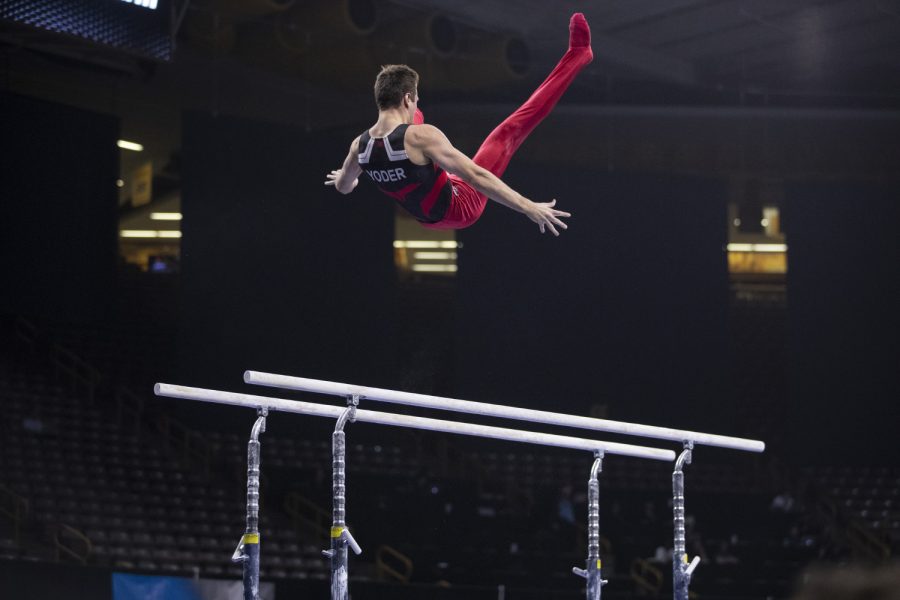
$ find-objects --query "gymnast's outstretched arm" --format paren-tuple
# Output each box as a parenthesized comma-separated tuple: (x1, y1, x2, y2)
(406, 124, 570, 236)
(325, 136, 363, 195)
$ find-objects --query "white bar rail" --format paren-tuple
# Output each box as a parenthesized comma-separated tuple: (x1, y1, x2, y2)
(154, 384, 676, 462)
(244, 371, 765, 453)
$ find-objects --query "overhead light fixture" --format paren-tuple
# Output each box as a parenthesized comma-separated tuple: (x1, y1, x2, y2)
(150, 212, 183, 221)
(120, 230, 182, 239)
(116, 179, 125, 188)
(393, 240, 460, 249)
(412, 264, 458, 273)
(395, 240, 439, 249)
(727, 243, 787, 253)
(413, 251, 457, 260)
(120, 0, 159, 9)
(117, 139, 144, 152)
(751, 243, 786, 252)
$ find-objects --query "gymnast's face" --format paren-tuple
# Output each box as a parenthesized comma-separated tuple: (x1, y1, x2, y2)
(404, 89, 419, 123)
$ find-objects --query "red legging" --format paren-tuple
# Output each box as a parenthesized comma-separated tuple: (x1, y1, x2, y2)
(423, 14, 592, 229)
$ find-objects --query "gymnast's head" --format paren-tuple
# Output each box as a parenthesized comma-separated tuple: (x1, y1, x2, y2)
(374, 64, 419, 121)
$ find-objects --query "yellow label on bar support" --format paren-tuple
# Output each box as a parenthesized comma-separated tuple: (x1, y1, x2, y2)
(331, 526, 344, 539)
(241, 533, 259, 545)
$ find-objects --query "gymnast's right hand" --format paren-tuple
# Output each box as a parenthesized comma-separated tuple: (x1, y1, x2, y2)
(324, 169, 358, 192)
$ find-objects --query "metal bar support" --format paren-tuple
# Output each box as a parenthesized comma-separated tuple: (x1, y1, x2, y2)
(673, 441, 700, 600)
(573, 450, 607, 599)
(325, 395, 362, 600)
(232, 407, 267, 600)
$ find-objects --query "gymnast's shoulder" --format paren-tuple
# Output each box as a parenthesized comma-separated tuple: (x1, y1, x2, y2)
(405, 123, 450, 147)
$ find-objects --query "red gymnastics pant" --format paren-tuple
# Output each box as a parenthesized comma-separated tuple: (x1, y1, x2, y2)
(422, 15, 592, 230)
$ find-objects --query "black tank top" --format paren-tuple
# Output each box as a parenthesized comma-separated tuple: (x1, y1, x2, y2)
(357, 124, 452, 223)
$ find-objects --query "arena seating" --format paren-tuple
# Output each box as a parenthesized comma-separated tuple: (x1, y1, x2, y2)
(2, 281, 894, 599)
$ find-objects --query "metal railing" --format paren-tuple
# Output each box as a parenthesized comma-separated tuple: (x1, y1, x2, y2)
(375, 544, 414, 583)
(115, 386, 145, 437)
(283, 492, 331, 541)
(13, 316, 38, 354)
(631, 558, 664, 596)
(818, 497, 892, 562)
(53, 523, 92, 564)
(156, 414, 212, 477)
(847, 519, 891, 562)
(50, 343, 102, 404)
(0, 484, 29, 548)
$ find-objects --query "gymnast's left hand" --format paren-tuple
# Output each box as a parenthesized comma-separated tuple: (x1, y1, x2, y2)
(529, 199, 571, 236)
(324, 169, 358, 191)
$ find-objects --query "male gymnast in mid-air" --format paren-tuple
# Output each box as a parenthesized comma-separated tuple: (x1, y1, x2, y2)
(325, 13, 592, 236)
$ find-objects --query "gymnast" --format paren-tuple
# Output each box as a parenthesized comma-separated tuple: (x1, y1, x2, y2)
(325, 13, 593, 236)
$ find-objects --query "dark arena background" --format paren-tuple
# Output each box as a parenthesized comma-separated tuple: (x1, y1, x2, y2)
(2, 1, 900, 599)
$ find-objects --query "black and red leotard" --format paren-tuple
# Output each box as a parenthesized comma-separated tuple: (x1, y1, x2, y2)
(357, 124, 452, 224)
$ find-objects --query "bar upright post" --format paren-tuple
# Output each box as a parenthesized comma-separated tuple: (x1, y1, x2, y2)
(573, 451, 607, 599)
(325, 395, 362, 600)
(232, 407, 267, 600)
(673, 441, 700, 600)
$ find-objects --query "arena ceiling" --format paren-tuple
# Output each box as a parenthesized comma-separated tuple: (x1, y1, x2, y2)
(3, 0, 899, 231)
(397, 0, 900, 104)
(2, 0, 899, 107)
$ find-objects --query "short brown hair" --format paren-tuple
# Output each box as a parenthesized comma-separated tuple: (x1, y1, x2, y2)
(374, 64, 419, 110)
